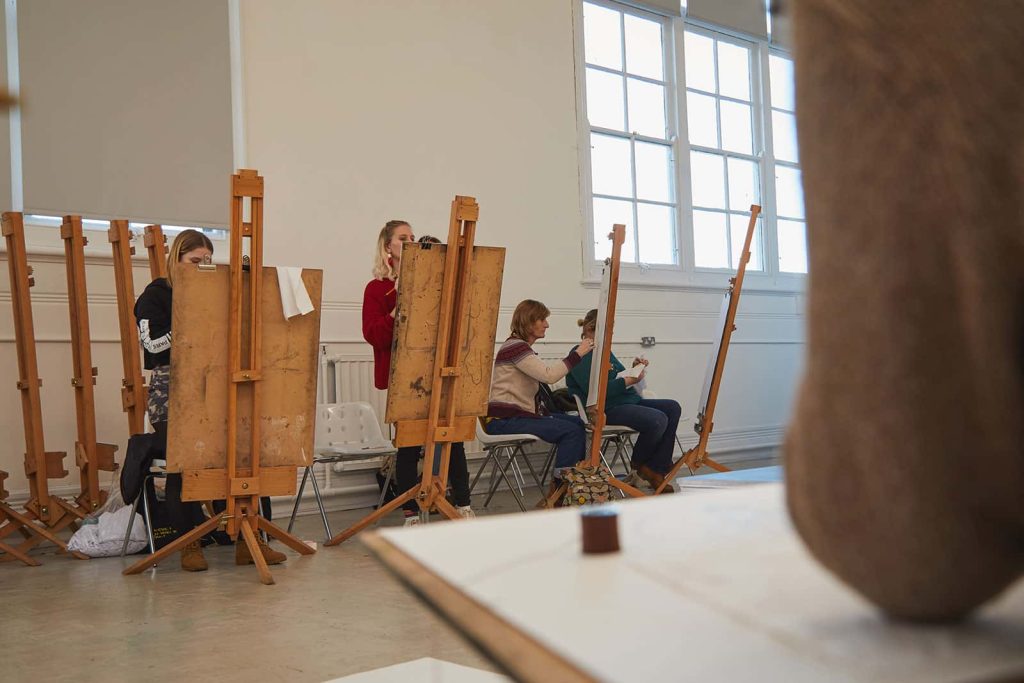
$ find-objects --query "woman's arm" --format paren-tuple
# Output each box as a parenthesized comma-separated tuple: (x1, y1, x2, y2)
(514, 349, 582, 385)
(362, 281, 394, 349)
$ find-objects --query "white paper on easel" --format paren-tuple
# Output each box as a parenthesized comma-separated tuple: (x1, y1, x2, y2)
(276, 266, 315, 319)
(587, 262, 611, 408)
(696, 291, 731, 423)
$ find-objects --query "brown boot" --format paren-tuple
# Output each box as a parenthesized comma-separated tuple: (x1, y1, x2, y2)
(637, 465, 674, 494)
(180, 541, 208, 572)
(235, 537, 287, 566)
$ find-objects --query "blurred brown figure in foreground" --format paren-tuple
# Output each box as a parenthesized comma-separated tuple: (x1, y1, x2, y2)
(785, 0, 1024, 621)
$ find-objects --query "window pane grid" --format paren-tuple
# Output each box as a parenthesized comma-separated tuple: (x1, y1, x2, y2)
(584, 1, 676, 266)
(684, 28, 762, 272)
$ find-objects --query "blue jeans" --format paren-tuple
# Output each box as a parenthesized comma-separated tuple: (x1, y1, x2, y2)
(486, 414, 586, 477)
(605, 399, 681, 474)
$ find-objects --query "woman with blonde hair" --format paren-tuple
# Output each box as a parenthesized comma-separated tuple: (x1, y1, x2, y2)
(134, 229, 285, 570)
(362, 220, 474, 525)
(566, 309, 679, 492)
(486, 300, 593, 496)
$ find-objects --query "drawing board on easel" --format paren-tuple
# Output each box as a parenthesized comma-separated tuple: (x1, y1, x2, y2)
(586, 257, 612, 411)
(166, 264, 323, 499)
(385, 242, 505, 446)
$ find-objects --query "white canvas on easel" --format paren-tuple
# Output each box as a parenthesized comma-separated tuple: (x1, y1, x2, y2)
(697, 291, 731, 429)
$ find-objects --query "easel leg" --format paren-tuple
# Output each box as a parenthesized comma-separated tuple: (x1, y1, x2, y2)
(0, 503, 89, 560)
(542, 481, 568, 509)
(257, 517, 316, 556)
(325, 486, 418, 547)
(239, 517, 274, 586)
(122, 513, 223, 575)
(426, 487, 460, 521)
(0, 539, 40, 566)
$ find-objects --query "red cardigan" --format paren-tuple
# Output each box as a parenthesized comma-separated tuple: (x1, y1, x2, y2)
(362, 278, 397, 390)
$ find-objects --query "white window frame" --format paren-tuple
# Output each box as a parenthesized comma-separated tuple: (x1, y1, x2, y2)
(574, 0, 806, 294)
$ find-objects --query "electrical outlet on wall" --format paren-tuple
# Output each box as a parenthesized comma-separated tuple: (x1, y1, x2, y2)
(641, 336, 656, 347)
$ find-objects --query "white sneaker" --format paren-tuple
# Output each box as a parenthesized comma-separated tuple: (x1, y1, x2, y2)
(403, 515, 420, 527)
(456, 505, 475, 519)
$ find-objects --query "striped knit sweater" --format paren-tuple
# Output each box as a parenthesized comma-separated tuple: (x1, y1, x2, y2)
(487, 337, 582, 418)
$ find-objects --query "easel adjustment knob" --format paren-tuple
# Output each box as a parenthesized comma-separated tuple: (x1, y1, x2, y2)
(439, 367, 460, 377)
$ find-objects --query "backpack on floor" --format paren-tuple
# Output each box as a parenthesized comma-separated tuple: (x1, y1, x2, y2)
(563, 463, 613, 506)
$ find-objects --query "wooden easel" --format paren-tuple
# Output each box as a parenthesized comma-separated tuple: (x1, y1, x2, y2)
(653, 204, 761, 490)
(123, 170, 315, 584)
(61, 215, 119, 513)
(544, 225, 645, 508)
(108, 220, 147, 436)
(143, 224, 168, 280)
(326, 196, 491, 546)
(0, 212, 88, 563)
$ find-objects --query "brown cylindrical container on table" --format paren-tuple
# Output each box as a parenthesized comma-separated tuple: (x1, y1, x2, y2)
(580, 505, 620, 554)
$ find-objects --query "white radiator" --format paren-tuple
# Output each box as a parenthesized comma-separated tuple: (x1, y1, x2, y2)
(319, 347, 389, 436)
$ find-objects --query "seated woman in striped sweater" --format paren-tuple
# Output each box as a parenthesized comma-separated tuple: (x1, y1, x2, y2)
(486, 300, 593, 497)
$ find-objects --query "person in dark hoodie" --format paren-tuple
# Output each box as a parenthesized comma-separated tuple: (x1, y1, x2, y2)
(134, 229, 285, 571)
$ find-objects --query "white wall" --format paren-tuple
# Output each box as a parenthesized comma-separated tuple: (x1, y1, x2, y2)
(0, 0, 804, 505)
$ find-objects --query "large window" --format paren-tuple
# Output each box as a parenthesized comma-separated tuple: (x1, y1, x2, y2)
(584, 2, 677, 265)
(579, 1, 807, 282)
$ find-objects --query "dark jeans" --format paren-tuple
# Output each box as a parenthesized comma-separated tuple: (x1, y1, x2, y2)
(396, 442, 471, 513)
(605, 399, 681, 474)
(486, 414, 586, 477)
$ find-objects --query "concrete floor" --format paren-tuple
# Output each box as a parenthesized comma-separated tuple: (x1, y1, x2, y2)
(1, 458, 775, 683)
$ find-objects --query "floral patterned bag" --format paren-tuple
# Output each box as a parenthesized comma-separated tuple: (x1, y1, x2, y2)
(562, 463, 613, 506)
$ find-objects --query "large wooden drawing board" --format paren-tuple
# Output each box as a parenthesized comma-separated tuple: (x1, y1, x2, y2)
(167, 264, 322, 490)
(385, 243, 505, 445)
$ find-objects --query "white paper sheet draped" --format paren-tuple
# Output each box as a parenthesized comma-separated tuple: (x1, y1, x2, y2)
(276, 266, 315, 319)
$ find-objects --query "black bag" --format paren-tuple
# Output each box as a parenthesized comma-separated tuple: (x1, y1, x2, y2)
(120, 433, 158, 504)
(537, 384, 575, 415)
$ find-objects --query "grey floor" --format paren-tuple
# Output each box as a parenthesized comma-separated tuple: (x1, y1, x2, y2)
(1, 457, 774, 683)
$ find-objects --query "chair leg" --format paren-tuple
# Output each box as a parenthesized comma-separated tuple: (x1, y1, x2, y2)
(468, 450, 495, 495)
(377, 465, 394, 509)
(308, 463, 332, 541)
(514, 444, 545, 491)
(484, 447, 526, 511)
(509, 458, 526, 496)
(120, 490, 144, 557)
(287, 466, 312, 534)
(140, 479, 156, 555)
(539, 444, 557, 486)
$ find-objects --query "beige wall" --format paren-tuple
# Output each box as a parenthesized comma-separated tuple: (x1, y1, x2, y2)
(0, 0, 803, 504)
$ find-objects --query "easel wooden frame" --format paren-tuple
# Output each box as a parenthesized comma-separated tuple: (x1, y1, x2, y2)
(61, 215, 119, 513)
(325, 196, 483, 546)
(123, 170, 314, 584)
(108, 220, 147, 436)
(543, 225, 645, 508)
(0, 212, 88, 564)
(143, 224, 168, 280)
(653, 204, 761, 490)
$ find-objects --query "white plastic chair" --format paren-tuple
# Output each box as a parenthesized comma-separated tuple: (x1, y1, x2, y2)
(287, 402, 397, 540)
(470, 419, 547, 512)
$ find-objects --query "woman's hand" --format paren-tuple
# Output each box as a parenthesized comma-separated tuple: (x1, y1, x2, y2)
(632, 356, 649, 368)
(577, 337, 595, 356)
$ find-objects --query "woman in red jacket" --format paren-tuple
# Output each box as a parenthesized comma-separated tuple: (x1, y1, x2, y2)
(363, 220, 474, 525)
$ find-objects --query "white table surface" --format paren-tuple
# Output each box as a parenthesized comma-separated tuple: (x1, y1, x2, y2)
(365, 483, 1024, 683)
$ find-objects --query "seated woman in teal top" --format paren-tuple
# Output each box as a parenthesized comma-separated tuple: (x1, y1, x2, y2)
(566, 309, 680, 492)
